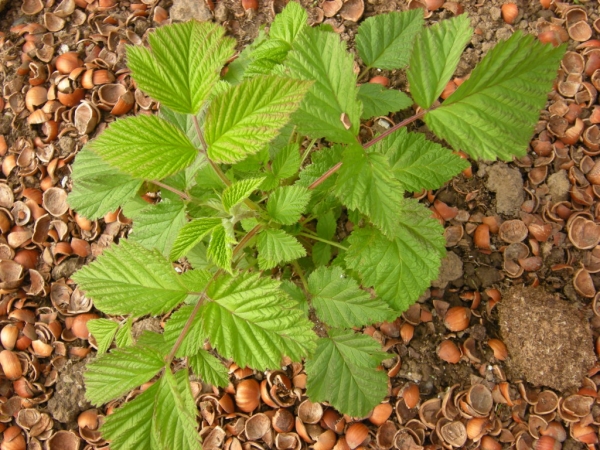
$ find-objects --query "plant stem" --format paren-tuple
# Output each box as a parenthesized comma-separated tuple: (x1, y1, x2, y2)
(152, 180, 190, 201)
(291, 260, 309, 294)
(307, 162, 342, 190)
(357, 67, 370, 82)
(300, 138, 318, 166)
(298, 232, 348, 251)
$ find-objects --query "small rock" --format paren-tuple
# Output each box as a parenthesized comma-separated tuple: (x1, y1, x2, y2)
(52, 256, 84, 280)
(547, 170, 570, 203)
(432, 251, 463, 288)
(47, 359, 91, 424)
(132, 317, 163, 340)
(486, 162, 524, 216)
(170, 0, 212, 22)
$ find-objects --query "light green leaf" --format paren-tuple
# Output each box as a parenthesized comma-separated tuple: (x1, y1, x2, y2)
(188, 349, 229, 388)
(201, 271, 317, 370)
(312, 242, 332, 266)
(407, 14, 472, 109)
(129, 199, 187, 257)
(180, 269, 212, 292)
(153, 370, 201, 450)
(269, 1, 308, 44)
(357, 83, 413, 120)
(159, 106, 203, 148)
(205, 75, 311, 164)
(88, 115, 197, 180)
(68, 148, 142, 220)
(297, 145, 343, 213)
(267, 185, 311, 225)
(207, 224, 235, 272)
(286, 27, 361, 143)
(425, 32, 566, 160)
(305, 329, 388, 417)
(244, 39, 291, 78)
(73, 240, 189, 316)
(170, 218, 222, 261)
(345, 199, 446, 311)
(257, 228, 306, 270)
(272, 143, 301, 180)
(334, 144, 404, 238)
(127, 21, 235, 114)
(115, 317, 134, 348)
(84, 344, 165, 405)
(373, 127, 469, 191)
(222, 177, 265, 212)
(164, 305, 205, 357)
(356, 10, 423, 70)
(280, 280, 309, 316)
(308, 266, 395, 328)
(187, 242, 210, 270)
(87, 319, 119, 354)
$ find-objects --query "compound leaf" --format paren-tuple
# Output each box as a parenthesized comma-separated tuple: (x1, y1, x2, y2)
(286, 27, 361, 143)
(129, 199, 187, 257)
(127, 21, 235, 114)
(207, 224, 235, 272)
(222, 177, 265, 212)
(68, 148, 142, 220)
(373, 127, 469, 192)
(357, 83, 413, 120)
(267, 185, 311, 225)
(170, 218, 222, 261)
(269, 1, 308, 45)
(88, 115, 197, 180)
(257, 228, 306, 270)
(407, 14, 472, 109)
(356, 9, 423, 70)
(425, 31, 566, 160)
(72, 240, 189, 316)
(84, 344, 165, 405)
(201, 271, 317, 370)
(188, 349, 229, 388)
(345, 199, 446, 311)
(334, 144, 404, 238)
(87, 319, 119, 354)
(205, 75, 311, 164)
(308, 267, 395, 328)
(305, 329, 388, 417)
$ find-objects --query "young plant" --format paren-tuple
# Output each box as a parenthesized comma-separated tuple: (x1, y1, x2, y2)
(68, 4, 564, 448)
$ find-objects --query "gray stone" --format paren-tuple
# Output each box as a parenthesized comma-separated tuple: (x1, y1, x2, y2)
(486, 162, 524, 216)
(47, 359, 90, 424)
(547, 169, 570, 203)
(170, 0, 212, 22)
(432, 251, 463, 288)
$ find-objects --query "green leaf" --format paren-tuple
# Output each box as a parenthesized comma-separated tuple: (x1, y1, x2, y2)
(187, 242, 210, 270)
(297, 145, 343, 213)
(159, 106, 203, 148)
(334, 144, 404, 238)
(305, 329, 388, 417)
(100, 380, 157, 450)
(308, 267, 395, 328)
(407, 14, 472, 109)
(345, 199, 446, 311)
(164, 305, 205, 357)
(272, 143, 301, 180)
(88, 115, 198, 180)
(188, 349, 229, 388)
(115, 317, 134, 348)
(267, 185, 311, 225)
(222, 177, 265, 212)
(84, 344, 165, 405)
(73, 240, 189, 316)
(207, 224, 235, 272)
(257, 228, 306, 270)
(153, 370, 201, 450)
(170, 218, 222, 261)
(205, 75, 311, 164)
(201, 271, 316, 370)
(312, 242, 332, 266)
(87, 319, 119, 354)
(269, 1, 308, 45)
(425, 32, 566, 160)
(357, 83, 413, 120)
(127, 21, 235, 114)
(286, 27, 361, 143)
(317, 210, 337, 240)
(356, 10, 423, 70)
(244, 39, 291, 77)
(129, 199, 187, 257)
(68, 148, 142, 220)
(373, 127, 469, 192)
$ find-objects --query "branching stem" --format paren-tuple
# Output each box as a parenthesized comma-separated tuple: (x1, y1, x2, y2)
(298, 232, 348, 251)
(152, 180, 190, 201)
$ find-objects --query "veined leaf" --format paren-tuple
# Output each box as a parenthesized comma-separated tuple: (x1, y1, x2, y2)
(127, 21, 235, 114)
(129, 199, 187, 257)
(357, 83, 413, 120)
(205, 75, 311, 164)
(68, 148, 142, 220)
(297, 145, 343, 213)
(356, 10, 423, 70)
(170, 218, 222, 261)
(88, 115, 198, 180)
(373, 127, 469, 192)
(73, 240, 189, 316)
(115, 317, 134, 348)
(188, 349, 229, 388)
(163, 305, 205, 357)
(407, 14, 472, 109)
(269, 1, 308, 45)
(222, 177, 265, 212)
(267, 185, 311, 225)
(244, 39, 291, 78)
(159, 106, 203, 148)
(334, 144, 404, 238)
(272, 143, 301, 180)
(317, 210, 337, 240)
(425, 32, 566, 160)
(345, 199, 446, 311)
(207, 224, 235, 272)
(257, 228, 306, 270)
(201, 271, 317, 370)
(87, 319, 119, 354)
(84, 344, 165, 405)
(305, 330, 388, 417)
(286, 27, 362, 143)
(308, 266, 395, 328)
